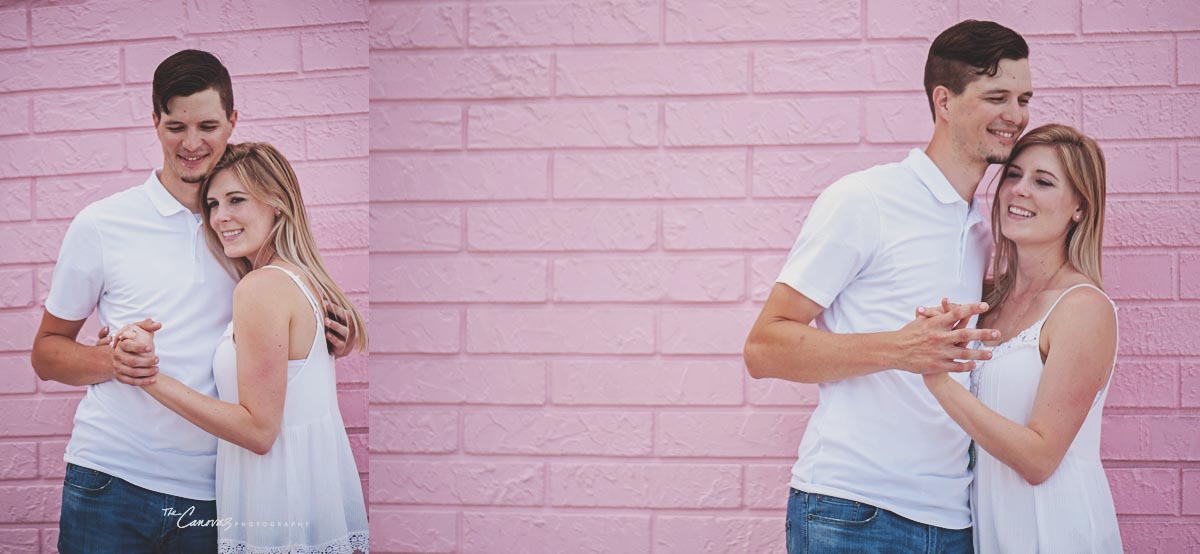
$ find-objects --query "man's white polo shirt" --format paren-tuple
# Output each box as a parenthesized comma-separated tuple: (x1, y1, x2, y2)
(777, 148, 990, 529)
(45, 170, 235, 500)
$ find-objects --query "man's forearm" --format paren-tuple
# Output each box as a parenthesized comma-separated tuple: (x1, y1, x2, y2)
(31, 334, 112, 387)
(744, 318, 898, 384)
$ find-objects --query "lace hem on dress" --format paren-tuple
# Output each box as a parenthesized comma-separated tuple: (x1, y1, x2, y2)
(218, 532, 368, 554)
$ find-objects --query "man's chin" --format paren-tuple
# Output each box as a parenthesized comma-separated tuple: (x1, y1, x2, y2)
(180, 174, 207, 184)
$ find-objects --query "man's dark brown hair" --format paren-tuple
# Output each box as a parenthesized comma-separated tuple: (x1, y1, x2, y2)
(924, 20, 1029, 122)
(152, 49, 234, 118)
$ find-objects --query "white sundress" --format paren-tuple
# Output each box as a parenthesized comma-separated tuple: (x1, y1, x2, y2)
(970, 283, 1122, 553)
(212, 265, 369, 553)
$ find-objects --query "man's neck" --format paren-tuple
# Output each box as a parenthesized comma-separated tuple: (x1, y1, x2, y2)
(156, 169, 201, 213)
(924, 139, 989, 204)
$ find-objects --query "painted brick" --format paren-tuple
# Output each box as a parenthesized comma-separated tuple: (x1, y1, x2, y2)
(0, 355, 37, 394)
(665, 0, 859, 42)
(466, 308, 654, 354)
(661, 308, 759, 354)
(1082, 0, 1200, 32)
(1084, 92, 1200, 139)
(33, 89, 148, 133)
(1119, 307, 1200, 356)
(188, 0, 365, 33)
(305, 116, 368, 160)
(0, 8, 27, 49)
(373, 256, 546, 303)
(371, 52, 551, 100)
(0, 529, 38, 553)
(558, 49, 748, 96)
(0, 95, 30, 136)
(369, 358, 546, 405)
(228, 120, 309, 166)
(0, 398, 79, 437)
(657, 412, 809, 457)
(0, 269, 32, 309)
(124, 35, 302, 83)
(865, 0, 955, 38)
(0, 134, 124, 177)
(1101, 415, 1200, 460)
(309, 205, 368, 250)
(324, 253, 368, 296)
(370, 410, 457, 453)
(468, 206, 656, 252)
(744, 464, 792, 509)
(31, 0, 181, 46)
(1183, 364, 1200, 408)
(959, 0, 1078, 35)
(1184, 470, 1200, 515)
(37, 441, 67, 478)
(370, 307, 460, 354)
(1182, 145, 1200, 193)
(666, 100, 859, 146)
(0, 225, 65, 265)
(468, 103, 657, 149)
(0, 47, 119, 92)
(370, 509, 457, 553)
(865, 93, 935, 143)
(1106, 362, 1179, 409)
(1117, 522, 1200, 552)
(469, 1, 658, 47)
(0, 485, 60, 522)
(40, 529, 57, 554)
(336, 388, 368, 429)
(463, 512, 650, 554)
(1104, 145, 1175, 195)
(1102, 253, 1174, 300)
(1183, 254, 1200, 299)
(372, 460, 543, 506)
(1107, 468, 1179, 515)
(237, 75, 367, 119)
(549, 463, 741, 508)
(0, 179, 31, 222)
(1032, 40, 1173, 88)
(756, 44, 926, 92)
(749, 255, 786, 301)
(369, 3, 463, 49)
(370, 104, 461, 151)
(371, 154, 548, 202)
(654, 516, 782, 554)
(34, 173, 140, 222)
(555, 151, 745, 200)
(1106, 200, 1200, 247)
(752, 148, 910, 198)
(293, 160, 370, 205)
(302, 27, 367, 71)
(553, 256, 744, 302)
(748, 378, 820, 406)
(464, 411, 653, 455)
(663, 205, 807, 250)
(1026, 92, 1081, 130)
(1182, 39, 1200, 85)
(0, 442, 36, 479)
(369, 205, 461, 252)
(551, 360, 744, 406)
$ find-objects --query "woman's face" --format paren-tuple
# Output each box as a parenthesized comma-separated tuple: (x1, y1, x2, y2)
(206, 169, 277, 261)
(997, 144, 1083, 247)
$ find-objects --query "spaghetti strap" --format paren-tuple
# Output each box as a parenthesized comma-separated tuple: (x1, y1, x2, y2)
(262, 264, 323, 326)
(1040, 283, 1114, 325)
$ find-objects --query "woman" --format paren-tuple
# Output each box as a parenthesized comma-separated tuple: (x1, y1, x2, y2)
(917, 124, 1120, 552)
(115, 143, 369, 552)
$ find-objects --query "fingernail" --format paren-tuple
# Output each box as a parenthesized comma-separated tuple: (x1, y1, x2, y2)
(980, 303, 988, 310)
(917, 307, 925, 313)
(992, 331, 1000, 338)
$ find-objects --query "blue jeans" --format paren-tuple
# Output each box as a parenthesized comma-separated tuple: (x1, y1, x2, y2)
(786, 488, 973, 554)
(58, 463, 218, 554)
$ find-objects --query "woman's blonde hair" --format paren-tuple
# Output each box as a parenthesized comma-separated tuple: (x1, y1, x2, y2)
(986, 123, 1107, 310)
(200, 142, 367, 352)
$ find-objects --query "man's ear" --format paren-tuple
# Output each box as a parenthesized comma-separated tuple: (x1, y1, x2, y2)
(932, 86, 952, 123)
(152, 112, 160, 127)
(228, 109, 238, 131)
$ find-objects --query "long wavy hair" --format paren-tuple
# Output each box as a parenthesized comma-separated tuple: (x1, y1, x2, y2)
(200, 142, 367, 352)
(985, 124, 1107, 310)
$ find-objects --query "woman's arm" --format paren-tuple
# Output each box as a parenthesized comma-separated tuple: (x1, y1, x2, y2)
(141, 270, 290, 455)
(923, 287, 1117, 485)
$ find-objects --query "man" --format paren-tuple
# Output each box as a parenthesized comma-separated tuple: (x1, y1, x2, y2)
(743, 21, 1033, 553)
(30, 50, 353, 553)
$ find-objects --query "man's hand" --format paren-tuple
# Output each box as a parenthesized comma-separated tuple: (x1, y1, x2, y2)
(104, 318, 161, 386)
(893, 302, 999, 374)
(323, 299, 357, 358)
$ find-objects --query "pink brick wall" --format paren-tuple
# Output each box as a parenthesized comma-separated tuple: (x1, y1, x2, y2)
(369, 1, 1199, 553)
(0, 1, 368, 551)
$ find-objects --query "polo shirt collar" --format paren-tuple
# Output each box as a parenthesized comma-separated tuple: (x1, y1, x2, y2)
(144, 169, 191, 217)
(902, 148, 964, 206)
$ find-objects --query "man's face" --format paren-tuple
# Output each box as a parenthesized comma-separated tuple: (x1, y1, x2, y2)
(946, 58, 1032, 165)
(153, 88, 236, 187)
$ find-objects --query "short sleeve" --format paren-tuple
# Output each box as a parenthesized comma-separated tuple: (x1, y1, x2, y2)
(776, 178, 880, 308)
(44, 209, 104, 321)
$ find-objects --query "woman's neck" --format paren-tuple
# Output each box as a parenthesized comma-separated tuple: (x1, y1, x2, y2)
(1011, 241, 1068, 298)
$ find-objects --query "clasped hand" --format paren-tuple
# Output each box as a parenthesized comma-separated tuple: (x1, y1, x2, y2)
(95, 318, 161, 386)
(893, 298, 1000, 377)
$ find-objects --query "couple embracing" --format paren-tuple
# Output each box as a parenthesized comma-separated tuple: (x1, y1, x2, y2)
(31, 50, 369, 553)
(745, 20, 1121, 553)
